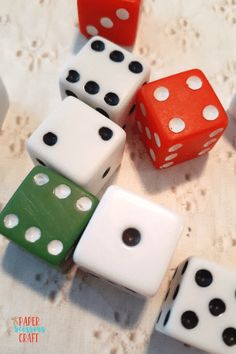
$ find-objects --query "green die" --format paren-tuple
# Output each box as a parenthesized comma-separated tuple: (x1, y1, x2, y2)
(0, 166, 99, 266)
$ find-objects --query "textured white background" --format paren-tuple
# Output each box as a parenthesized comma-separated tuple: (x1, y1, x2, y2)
(0, 1, 236, 353)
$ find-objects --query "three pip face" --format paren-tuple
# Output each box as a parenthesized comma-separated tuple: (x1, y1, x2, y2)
(77, 0, 142, 46)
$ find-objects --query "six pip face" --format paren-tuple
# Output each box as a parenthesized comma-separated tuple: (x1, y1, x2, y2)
(59, 36, 150, 127)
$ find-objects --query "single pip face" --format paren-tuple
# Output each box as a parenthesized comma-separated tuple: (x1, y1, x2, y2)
(73, 185, 184, 297)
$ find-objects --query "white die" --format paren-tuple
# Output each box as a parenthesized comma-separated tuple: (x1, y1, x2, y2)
(73, 185, 184, 297)
(156, 257, 236, 354)
(0, 77, 9, 128)
(59, 36, 150, 127)
(27, 97, 126, 195)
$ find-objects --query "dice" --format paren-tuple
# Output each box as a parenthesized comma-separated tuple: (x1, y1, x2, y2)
(156, 257, 236, 353)
(0, 166, 98, 266)
(77, 0, 142, 46)
(73, 185, 184, 297)
(59, 36, 150, 127)
(135, 69, 228, 169)
(0, 76, 9, 128)
(27, 97, 126, 195)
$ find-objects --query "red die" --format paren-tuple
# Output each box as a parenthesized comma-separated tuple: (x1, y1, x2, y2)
(135, 69, 228, 169)
(77, 0, 142, 46)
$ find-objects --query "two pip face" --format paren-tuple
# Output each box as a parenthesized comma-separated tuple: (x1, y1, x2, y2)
(27, 98, 126, 195)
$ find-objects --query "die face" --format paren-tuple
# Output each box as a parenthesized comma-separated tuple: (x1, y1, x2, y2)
(77, 0, 142, 46)
(59, 36, 150, 127)
(156, 257, 236, 354)
(136, 69, 228, 168)
(0, 166, 99, 266)
(27, 97, 126, 195)
(0, 77, 9, 128)
(73, 185, 183, 297)
(155, 259, 188, 330)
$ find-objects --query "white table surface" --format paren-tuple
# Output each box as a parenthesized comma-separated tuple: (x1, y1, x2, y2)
(0, 0, 236, 353)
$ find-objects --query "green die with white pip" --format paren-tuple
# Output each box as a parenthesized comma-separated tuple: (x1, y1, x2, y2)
(0, 166, 99, 266)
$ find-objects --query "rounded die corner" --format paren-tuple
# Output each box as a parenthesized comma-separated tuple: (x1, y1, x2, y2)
(103, 184, 121, 196)
(144, 286, 160, 299)
(188, 68, 205, 77)
(72, 249, 79, 264)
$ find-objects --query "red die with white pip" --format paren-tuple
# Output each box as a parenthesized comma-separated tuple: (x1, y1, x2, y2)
(135, 69, 228, 169)
(77, 0, 142, 46)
